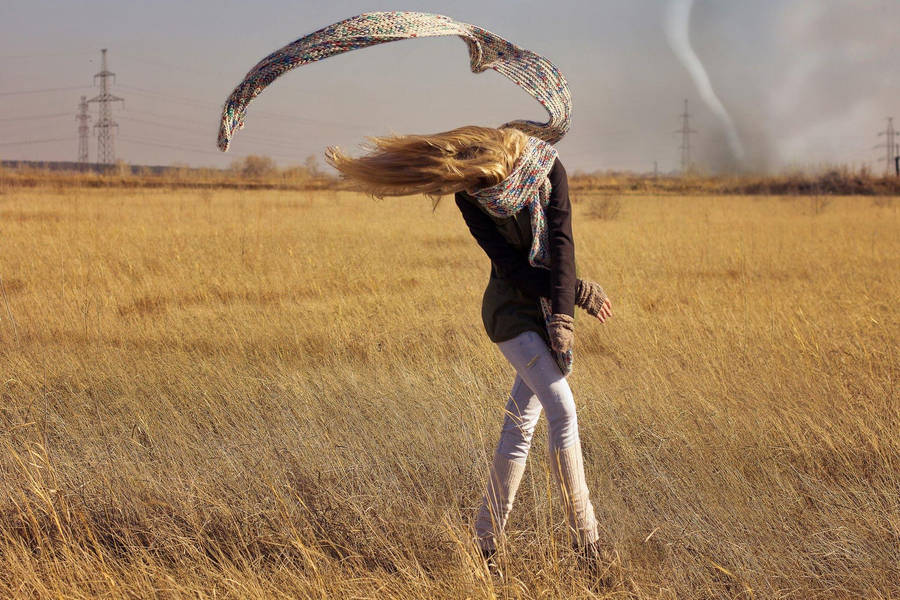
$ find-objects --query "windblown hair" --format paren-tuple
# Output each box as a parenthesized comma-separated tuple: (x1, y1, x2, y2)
(324, 125, 528, 199)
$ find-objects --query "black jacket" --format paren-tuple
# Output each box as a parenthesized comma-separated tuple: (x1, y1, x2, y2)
(455, 157, 576, 342)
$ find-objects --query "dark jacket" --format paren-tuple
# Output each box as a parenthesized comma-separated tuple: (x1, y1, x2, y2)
(455, 157, 576, 344)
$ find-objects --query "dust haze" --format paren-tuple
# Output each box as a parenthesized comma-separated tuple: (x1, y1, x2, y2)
(676, 0, 898, 172)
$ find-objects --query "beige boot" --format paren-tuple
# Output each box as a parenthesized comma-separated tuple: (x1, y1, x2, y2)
(474, 451, 527, 552)
(548, 443, 600, 546)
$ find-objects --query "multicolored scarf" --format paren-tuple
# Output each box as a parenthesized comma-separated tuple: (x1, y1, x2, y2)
(473, 136, 573, 375)
(217, 11, 571, 151)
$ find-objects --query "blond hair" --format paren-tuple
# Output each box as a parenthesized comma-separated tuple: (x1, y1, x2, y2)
(324, 125, 528, 199)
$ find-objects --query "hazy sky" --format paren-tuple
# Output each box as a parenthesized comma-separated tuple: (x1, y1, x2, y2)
(2, 0, 898, 173)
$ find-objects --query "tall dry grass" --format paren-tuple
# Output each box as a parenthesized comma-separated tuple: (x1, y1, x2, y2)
(0, 186, 897, 598)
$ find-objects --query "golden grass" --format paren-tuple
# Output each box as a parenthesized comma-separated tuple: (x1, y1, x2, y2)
(0, 186, 897, 598)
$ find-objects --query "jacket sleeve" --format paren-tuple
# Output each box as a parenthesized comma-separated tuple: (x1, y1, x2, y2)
(545, 159, 576, 317)
(454, 193, 552, 299)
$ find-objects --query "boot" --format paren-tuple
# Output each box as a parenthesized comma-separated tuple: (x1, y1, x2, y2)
(480, 546, 503, 580)
(548, 442, 600, 547)
(474, 451, 527, 554)
(578, 539, 619, 586)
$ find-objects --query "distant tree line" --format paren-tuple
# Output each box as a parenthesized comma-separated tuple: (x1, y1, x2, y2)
(228, 154, 325, 182)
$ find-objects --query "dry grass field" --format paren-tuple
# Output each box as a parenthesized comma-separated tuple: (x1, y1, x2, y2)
(0, 185, 897, 598)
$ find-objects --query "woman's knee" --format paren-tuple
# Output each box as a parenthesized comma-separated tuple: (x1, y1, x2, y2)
(497, 410, 540, 460)
(497, 426, 534, 461)
(543, 381, 579, 450)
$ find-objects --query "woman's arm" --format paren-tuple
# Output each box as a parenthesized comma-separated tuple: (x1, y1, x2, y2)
(455, 193, 553, 299)
(545, 159, 576, 318)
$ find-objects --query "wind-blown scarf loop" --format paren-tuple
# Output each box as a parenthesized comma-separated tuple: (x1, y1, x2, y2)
(217, 11, 571, 150)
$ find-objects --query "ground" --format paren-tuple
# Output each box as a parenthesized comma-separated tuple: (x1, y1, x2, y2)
(0, 187, 897, 598)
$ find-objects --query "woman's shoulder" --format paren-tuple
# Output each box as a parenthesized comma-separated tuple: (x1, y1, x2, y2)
(549, 156, 567, 180)
(455, 191, 487, 218)
(454, 190, 477, 207)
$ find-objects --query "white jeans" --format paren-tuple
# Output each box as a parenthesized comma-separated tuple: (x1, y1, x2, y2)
(495, 330, 580, 462)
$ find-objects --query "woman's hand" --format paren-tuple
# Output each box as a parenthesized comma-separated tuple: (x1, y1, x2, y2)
(595, 297, 612, 323)
(575, 279, 612, 323)
(547, 314, 575, 353)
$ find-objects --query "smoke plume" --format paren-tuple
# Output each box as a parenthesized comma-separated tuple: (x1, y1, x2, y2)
(665, 0, 746, 163)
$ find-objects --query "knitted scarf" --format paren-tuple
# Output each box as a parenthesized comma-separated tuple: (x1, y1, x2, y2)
(474, 137, 573, 375)
(217, 11, 571, 151)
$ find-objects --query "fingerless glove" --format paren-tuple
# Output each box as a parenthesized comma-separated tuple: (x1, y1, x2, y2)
(547, 313, 575, 353)
(575, 279, 608, 318)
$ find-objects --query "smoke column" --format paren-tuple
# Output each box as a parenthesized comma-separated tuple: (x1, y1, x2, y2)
(665, 0, 745, 161)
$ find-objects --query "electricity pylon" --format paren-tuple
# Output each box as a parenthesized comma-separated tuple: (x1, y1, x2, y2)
(76, 95, 91, 163)
(675, 98, 697, 174)
(88, 49, 124, 165)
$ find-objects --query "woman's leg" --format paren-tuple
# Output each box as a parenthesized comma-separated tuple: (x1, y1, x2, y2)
(474, 376, 542, 552)
(496, 330, 600, 546)
(497, 376, 543, 461)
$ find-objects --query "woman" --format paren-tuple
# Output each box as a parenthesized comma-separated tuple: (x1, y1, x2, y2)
(326, 125, 613, 571)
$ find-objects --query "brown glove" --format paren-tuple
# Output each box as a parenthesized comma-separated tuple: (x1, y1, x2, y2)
(547, 313, 575, 353)
(575, 279, 611, 321)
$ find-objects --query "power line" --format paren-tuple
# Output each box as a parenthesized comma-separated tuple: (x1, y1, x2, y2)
(119, 84, 371, 131)
(0, 51, 94, 59)
(4, 120, 73, 138)
(0, 85, 90, 97)
(118, 135, 313, 163)
(117, 115, 313, 152)
(0, 112, 71, 122)
(128, 108, 210, 125)
(119, 114, 214, 135)
(118, 84, 216, 108)
(119, 135, 224, 155)
(0, 137, 76, 147)
(121, 109, 351, 149)
(115, 52, 227, 79)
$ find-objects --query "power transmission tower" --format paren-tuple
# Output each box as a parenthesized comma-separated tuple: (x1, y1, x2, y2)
(675, 98, 697, 174)
(876, 117, 898, 176)
(88, 49, 124, 165)
(76, 96, 91, 164)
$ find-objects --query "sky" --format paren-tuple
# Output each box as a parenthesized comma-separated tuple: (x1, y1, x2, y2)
(2, 0, 898, 173)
